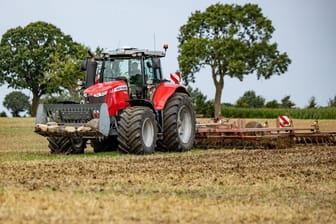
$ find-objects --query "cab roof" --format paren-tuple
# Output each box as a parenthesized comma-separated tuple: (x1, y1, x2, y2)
(102, 47, 165, 58)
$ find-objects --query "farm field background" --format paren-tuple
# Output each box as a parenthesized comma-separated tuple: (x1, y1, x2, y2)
(0, 118, 335, 223)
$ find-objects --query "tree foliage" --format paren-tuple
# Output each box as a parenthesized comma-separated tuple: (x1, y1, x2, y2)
(3, 91, 31, 117)
(47, 48, 87, 100)
(235, 90, 265, 108)
(0, 21, 87, 116)
(328, 95, 336, 107)
(281, 95, 295, 108)
(265, 99, 280, 108)
(178, 3, 291, 117)
(187, 87, 214, 117)
(0, 111, 7, 117)
(306, 96, 317, 109)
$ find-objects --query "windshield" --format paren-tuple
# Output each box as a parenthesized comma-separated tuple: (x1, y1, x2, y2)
(96, 58, 142, 83)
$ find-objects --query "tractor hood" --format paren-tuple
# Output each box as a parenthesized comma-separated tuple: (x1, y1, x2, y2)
(84, 80, 127, 97)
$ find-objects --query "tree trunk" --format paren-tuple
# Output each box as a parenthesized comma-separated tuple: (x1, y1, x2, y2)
(31, 93, 40, 117)
(214, 83, 223, 118)
(211, 67, 224, 118)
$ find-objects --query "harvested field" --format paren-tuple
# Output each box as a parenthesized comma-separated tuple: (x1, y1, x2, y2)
(0, 118, 336, 223)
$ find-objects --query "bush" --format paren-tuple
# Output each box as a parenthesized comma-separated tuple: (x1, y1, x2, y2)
(0, 111, 7, 117)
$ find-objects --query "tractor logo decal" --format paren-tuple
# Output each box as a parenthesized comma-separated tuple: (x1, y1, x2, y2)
(112, 85, 128, 93)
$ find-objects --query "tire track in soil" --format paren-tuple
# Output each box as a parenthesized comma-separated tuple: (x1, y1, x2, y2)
(0, 147, 335, 193)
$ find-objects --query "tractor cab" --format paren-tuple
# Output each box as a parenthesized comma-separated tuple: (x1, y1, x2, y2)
(88, 48, 166, 100)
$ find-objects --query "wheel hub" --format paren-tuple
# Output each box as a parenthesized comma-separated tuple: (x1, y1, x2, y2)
(142, 118, 154, 147)
(177, 106, 192, 143)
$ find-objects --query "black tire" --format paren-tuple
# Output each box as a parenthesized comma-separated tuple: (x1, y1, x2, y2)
(245, 121, 264, 136)
(47, 137, 86, 154)
(48, 137, 71, 154)
(117, 106, 157, 154)
(158, 92, 195, 152)
(91, 136, 118, 153)
(69, 137, 86, 154)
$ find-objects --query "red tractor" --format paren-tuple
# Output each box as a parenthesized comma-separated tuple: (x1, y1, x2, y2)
(35, 46, 196, 154)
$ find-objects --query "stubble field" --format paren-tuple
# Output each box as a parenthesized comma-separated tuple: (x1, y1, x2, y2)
(0, 118, 335, 223)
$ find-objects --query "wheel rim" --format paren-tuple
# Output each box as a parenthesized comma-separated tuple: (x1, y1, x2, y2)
(177, 105, 192, 143)
(142, 118, 154, 147)
(71, 137, 83, 148)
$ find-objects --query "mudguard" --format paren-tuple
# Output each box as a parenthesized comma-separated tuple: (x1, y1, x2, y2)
(36, 104, 48, 125)
(98, 103, 110, 136)
(152, 82, 188, 110)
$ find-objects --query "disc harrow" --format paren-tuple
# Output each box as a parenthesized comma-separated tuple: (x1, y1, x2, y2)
(195, 118, 336, 149)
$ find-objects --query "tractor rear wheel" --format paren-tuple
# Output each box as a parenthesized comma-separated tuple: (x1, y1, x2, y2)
(118, 106, 157, 154)
(48, 137, 86, 154)
(158, 92, 195, 152)
(91, 136, 118, 153)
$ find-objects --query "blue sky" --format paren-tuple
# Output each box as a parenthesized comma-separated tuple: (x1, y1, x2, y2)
(1, 0, 335, 115)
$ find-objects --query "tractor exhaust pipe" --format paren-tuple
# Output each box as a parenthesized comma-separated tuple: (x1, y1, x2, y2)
(80, 50, 97, 88)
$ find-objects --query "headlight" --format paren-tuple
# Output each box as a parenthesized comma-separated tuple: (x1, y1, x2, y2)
(93, 90, 107, 97)
(83, 93, 88, 97)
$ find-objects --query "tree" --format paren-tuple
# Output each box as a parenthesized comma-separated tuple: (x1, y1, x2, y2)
(265, 99, 280, 108)
(47, 49, 87, 101)
(0, 111, 7, 117)
(328, 95, 336, 107)
(3, 91, 31, 117)
(235, 90, 265, 108)
(187, 87, 214, 117)
(0, 21, 87, 116)
(178, 3, 291, 117)
(280, 95, 295, 108)
(306, 96, 317, 109)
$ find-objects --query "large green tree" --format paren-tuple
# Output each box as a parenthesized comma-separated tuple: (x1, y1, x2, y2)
(3, 91, 31, 117)
(0, 21, 87, 116)
(178, 3, 291, 117)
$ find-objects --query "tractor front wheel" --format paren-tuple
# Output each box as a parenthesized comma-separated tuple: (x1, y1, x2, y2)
(117, 106, 157, 154)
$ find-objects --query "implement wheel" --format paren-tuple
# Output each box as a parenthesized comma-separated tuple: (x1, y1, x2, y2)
(48, 137, 86, 154)
(118, 106, 157, 154)
(158, 92, 195, 152)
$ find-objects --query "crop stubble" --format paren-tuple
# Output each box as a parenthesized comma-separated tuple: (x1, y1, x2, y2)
(0, 118, 335, 223)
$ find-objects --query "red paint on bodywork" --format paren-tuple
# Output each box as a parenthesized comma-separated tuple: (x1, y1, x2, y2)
(152, 82, 187, 110)
(84, 80, 130, 116)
